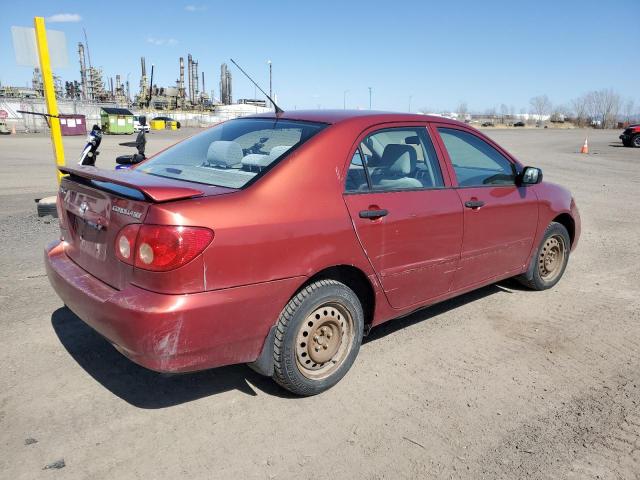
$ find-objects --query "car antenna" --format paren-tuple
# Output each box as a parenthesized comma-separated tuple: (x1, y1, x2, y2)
(230, 58, 284, 115)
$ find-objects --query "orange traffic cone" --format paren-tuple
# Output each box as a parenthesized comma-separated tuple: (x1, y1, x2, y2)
(580, 137, 589, 154)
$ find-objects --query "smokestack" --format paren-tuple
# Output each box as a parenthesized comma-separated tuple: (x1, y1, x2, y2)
(202, 71, 205, 95)
(187, 54, 193, 103)
(78, 43, 87, 100)
(194, 61, 199, 100)
(115, 74, 121, 91)
(179, 57, 185, 99)
(110, 77, 113, 96)
(141, 57, 146, 77)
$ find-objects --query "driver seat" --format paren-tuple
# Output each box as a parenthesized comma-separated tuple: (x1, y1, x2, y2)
(374, 144, 422, 189)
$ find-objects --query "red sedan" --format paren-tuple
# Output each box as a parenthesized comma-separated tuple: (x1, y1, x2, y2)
(45, 110, 580, 395)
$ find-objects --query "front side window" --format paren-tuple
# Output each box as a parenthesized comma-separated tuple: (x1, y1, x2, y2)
(437, 128, 516, 187)
(138, 118, 326, 188)
(346, 127, 444, 192)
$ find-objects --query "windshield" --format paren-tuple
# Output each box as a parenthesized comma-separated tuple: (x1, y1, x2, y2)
(138, 118, 327, 188)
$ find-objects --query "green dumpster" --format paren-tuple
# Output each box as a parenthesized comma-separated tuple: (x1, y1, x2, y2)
(100, 107, 134, 134)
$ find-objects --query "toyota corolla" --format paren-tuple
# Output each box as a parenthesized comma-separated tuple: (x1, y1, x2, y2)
(45, 110, 580, 395)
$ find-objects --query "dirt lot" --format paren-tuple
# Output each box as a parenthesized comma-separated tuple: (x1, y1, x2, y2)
(1, 127, 639, 479)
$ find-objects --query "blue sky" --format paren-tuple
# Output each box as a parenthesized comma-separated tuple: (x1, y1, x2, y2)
(1, 0, 638, 112)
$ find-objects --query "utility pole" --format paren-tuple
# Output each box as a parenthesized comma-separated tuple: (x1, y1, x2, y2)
(368, 87, 372, 109)
(267, 60, 272, 107)
(343, 90, 349, 110)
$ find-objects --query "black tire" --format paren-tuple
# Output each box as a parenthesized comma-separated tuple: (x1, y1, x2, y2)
(632, 134, 640, 148)
(516, 222, 570, 290)
(272, 279, 364, 396)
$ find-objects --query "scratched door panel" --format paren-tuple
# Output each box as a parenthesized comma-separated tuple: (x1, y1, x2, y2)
(344, 189, 463, 309)
(452, 185, 538, 289)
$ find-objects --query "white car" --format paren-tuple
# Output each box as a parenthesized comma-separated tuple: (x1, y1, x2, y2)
(133, 116, 150, 133)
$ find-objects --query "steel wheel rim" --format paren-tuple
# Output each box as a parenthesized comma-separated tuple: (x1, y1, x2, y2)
(538, 234, 566, 282)
(295, 303, 354, 380)
(634, 136, 640, 147)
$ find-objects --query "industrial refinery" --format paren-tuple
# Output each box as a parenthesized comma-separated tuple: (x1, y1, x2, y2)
(0, 34, 270, 130)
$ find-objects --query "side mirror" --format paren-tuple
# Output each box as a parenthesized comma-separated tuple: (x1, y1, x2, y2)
(519, 166, 543, 185)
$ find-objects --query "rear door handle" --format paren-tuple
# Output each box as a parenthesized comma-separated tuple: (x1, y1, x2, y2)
(359, 209, 388, 219)
(464, 200, 485, 209)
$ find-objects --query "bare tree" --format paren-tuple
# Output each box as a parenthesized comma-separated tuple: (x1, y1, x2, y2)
(623, 98, 635, 124)
(484, 107, 497, 119)
(530, 95, 552, 123)
(500, 104, 509, 124)
(570, 94, 589, 127)
(456, 102, 468, 122)
(587, 88, 621, 128)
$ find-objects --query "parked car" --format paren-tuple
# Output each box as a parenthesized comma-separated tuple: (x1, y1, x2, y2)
(152, 116, 181, 129)
(513, 121, 526, 127)
(620, 124, 640, 147)
(481, 122, 494, 127)
(133, 116, 150, 133)
(45, 111, 581, 396)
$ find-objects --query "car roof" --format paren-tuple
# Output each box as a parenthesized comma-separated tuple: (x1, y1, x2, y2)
(245, 109, 465, 127)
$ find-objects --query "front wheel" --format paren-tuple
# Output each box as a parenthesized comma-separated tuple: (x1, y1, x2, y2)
(517, 222, 570, 290)
(632, 134, 640, 148)
(272, 279, 364, 396)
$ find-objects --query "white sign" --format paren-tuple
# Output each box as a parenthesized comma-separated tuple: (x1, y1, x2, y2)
(11, 26, 68, 68)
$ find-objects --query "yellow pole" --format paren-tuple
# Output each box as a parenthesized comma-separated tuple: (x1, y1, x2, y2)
(34, 16, 65, 183)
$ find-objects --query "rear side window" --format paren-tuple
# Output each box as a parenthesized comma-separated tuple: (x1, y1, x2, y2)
(346, 127, 444, 192)
(138, 118, 326, 188)
(437, 128, 516, 187)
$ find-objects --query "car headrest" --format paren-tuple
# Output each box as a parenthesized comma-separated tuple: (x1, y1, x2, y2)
(207, 141, 243, 167)
(242, 153, 271, 167)
(269, 145, 293, 160)
(381, 144, 416, 175)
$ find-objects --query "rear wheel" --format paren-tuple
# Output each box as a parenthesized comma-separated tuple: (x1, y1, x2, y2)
(272, 279, 363, 396)
(632, 134, 640, 148)
(517, 222, 570, 290)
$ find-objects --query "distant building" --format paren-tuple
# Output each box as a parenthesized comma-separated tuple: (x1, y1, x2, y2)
(237, 98, 267, 107)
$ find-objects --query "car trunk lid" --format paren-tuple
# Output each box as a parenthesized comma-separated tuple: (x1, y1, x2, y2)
(58, 166, 235, 290)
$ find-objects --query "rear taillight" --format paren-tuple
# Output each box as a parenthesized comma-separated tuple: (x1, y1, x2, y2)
(115, 224, 141, 265)
(134, 225, 213, 272)
(115, 224, 213, 271)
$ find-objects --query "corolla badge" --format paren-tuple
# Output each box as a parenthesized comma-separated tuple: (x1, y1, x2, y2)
(112, 205, 143, 219)
(79, 201, 89, 215)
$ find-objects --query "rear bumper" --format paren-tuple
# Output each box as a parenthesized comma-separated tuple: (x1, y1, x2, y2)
(45, 240, 302, 373)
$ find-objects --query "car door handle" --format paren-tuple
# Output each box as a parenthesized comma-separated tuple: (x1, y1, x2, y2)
(359, 209, 388, 219)
(464, 200, 485, 209)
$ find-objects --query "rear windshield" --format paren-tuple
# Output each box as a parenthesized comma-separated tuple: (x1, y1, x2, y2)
(137, 118, 327, 188)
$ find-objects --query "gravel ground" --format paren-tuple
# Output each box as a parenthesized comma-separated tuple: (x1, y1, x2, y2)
(1, 127, 639, 479)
